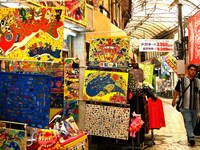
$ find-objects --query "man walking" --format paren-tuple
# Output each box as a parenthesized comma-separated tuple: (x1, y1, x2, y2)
(172, 64, 200, 146)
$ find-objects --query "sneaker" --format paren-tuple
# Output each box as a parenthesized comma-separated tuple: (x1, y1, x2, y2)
(189, 139, 195, 146)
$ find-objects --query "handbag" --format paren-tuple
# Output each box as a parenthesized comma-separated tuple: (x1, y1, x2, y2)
(176, 83, 190, 112)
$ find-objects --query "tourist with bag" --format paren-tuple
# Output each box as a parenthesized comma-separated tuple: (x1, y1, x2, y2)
(172, 64, 200, 146)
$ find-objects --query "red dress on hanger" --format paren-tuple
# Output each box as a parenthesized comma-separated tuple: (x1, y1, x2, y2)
(148, 97, 166, 129)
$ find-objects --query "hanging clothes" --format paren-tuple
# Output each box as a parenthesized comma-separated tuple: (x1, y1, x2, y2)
(148, 97, 166, 129)
(129, 67, 144, 83)
(129, 94, 146, 142)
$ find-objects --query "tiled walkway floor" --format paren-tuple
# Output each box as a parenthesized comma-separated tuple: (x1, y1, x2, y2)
(145, 97, 200, 150)
(89, 97, 200, 150)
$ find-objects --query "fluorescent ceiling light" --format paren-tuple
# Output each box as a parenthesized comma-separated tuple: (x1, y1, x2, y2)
(1, 2, 29, 8)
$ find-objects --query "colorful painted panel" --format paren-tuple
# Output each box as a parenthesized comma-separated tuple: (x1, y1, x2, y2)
(0, 72, 51, 128)
(51, 77, 64, 92)
(8, 61, 47, 73)
(83, 70, 128, 104)
(85, 104, 130, 140)
(88, 36, 130, 68)
(64, 100, 78, 121)
(39, 0, 86, 26)
(0, 127, 26, 150)
(50, 93, 64, 108)
(0, 7, 64, 62)
(64, 58, 80, 101)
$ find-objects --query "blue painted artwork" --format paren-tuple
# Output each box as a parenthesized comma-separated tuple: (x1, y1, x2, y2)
(0, 72, 51, 128)
(86, 74, 125, 96)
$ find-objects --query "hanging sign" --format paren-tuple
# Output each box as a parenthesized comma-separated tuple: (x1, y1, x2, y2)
(164, 55, 178, 75)
(139, 39, 174, 52)
(139, 63, 154, 85)
(188, 10, 200, 64)
(0, 7, 64, 62)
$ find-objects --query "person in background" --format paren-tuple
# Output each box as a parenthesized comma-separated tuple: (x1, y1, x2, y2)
(172, 64, 200, 146)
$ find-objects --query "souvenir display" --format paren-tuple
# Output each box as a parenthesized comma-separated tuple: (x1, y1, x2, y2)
(51, 77, 64, 93)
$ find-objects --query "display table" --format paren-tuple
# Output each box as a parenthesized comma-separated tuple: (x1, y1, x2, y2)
(27, 132, 88, 150)
(60, 133, 88, 150)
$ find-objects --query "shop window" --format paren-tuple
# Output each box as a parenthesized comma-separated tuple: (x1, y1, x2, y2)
(141, 52, 146, 62)
(99, 5, 110, 18)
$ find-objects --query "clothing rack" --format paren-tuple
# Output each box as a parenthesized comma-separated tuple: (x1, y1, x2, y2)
(130, 85, 156, 149)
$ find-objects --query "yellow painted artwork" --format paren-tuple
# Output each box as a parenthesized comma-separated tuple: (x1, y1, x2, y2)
(0, 7, 64, 62)
(83, 70, 129, 104)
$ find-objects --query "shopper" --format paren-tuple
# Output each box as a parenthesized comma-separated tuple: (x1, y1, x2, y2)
(172, 64, 200, 146)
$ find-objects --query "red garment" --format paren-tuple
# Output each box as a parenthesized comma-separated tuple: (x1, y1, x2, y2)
(148, 97, 166, 129)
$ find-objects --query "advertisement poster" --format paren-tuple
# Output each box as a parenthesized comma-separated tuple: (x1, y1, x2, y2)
(0, 7, 64, 62)
(83, 70, 128, 104)
(139, 39, 174, 52)
(188, 10, 200, 64)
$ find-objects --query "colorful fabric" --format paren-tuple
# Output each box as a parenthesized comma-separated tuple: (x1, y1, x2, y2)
(148, 97, 166, 129)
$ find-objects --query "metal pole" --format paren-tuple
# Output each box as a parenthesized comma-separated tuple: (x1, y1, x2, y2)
(177, 3, 184, 59)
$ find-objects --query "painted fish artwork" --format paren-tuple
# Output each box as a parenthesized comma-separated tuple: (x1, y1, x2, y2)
(88, 36, 130, 68)
(83, 70, 128, 104)
(0, 7, 64, 62)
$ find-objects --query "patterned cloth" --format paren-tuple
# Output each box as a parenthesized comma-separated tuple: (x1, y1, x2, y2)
(129, 68, 144, 83)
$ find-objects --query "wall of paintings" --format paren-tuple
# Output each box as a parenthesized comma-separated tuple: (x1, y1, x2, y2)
(83, 36, 131, 140)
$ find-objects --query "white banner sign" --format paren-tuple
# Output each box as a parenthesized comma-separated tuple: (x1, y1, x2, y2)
(139, 39, 174, 52)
